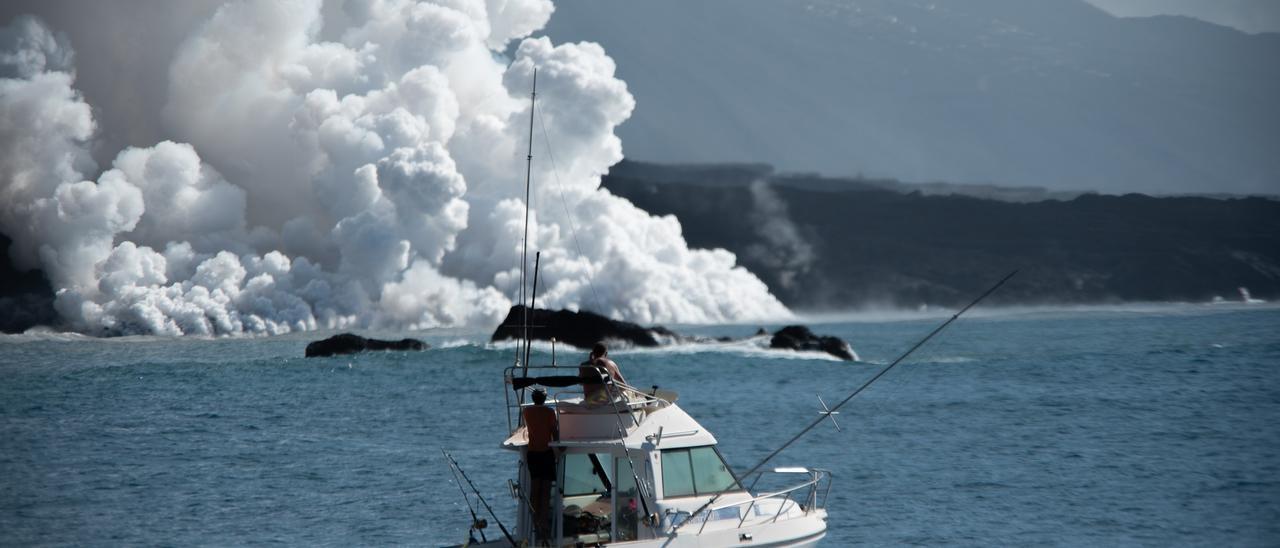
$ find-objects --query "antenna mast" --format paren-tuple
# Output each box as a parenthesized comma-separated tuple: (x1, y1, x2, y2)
(519, 68, 537, 368)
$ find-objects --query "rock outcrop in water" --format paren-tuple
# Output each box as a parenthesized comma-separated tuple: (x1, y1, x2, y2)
(491, 305, 676, 349)
(769, 325, 857, 361)
(305, 333, 427, 358)
(491, 306, 856, 360)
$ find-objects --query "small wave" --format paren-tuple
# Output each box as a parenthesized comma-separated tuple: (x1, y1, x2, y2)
(857, 355, 972, 365)
(0, 328, 93, 343)
(487, 339, 566, 354)
(951, 481, 1013, 489)
(436, 338, 478, 349)
(625, 337, 854, 362)
(921, 356, 976, 364)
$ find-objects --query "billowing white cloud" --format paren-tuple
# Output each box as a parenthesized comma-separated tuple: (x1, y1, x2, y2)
(0, 1, 789, 336)
(0, 16, 98, 271)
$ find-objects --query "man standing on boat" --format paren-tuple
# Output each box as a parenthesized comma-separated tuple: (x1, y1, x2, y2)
(580, 343, 627, 405)
(523, 389, 558, 543)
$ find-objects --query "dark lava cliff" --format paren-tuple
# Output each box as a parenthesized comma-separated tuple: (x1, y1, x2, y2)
(603, 161, 1280, 310)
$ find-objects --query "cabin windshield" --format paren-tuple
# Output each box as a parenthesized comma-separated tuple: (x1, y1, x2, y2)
(562, 452, 611, 497)
(559, 452, 616, 543)
(660, 445, 741, 498)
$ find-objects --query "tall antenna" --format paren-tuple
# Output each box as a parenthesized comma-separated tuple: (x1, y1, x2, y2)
(523, 251, 541, 377)
(519, 68, 537, 362)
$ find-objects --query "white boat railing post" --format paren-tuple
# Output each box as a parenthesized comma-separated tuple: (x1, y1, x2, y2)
(771, 492, 792, 523)
(697, 505, 713, 535)
(737, 498, 758, 528)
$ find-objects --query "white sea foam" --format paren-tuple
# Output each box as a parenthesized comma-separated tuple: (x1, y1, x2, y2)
(624, 338, 853, 362)
(436, 338, 476, 349)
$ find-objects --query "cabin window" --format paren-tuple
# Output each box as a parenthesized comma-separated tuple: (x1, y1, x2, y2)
(660, 446, 741, 498)
(691, 446, 738, 494)
(561, 452, 611, 496)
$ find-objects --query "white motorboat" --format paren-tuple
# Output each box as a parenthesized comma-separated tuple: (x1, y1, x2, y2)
(448, 363, 829, 547)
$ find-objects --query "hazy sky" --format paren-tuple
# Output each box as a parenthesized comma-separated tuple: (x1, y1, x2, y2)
(1084, 0, 1280, 33)
(3, 0, 1274, 170)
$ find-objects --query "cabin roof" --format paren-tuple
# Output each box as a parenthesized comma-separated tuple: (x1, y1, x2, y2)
(502, 398, 718, 451)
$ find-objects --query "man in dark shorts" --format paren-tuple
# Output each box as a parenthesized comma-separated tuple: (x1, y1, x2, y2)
(523, 389, 558, 542)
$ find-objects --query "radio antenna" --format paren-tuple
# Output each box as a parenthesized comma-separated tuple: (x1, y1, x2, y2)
(519, 68, 537, 364)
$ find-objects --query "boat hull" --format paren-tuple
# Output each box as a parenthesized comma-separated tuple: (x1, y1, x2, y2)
(453, 509, 827, 547)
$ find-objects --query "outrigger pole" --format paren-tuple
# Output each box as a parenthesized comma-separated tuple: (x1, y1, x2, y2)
(598, 373, 657, 526)
(675, 269, 1019, 532)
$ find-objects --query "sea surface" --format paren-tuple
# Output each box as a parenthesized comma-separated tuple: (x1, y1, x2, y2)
(2, 304, 1279, 546)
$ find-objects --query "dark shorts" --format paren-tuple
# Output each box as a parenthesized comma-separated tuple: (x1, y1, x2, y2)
(527, 449, 556, 481)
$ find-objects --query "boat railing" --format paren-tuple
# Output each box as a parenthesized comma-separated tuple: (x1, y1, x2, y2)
(690, 468, 832, 534)
(503, 364, 672, 433)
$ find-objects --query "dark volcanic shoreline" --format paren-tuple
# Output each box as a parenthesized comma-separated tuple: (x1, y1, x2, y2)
(604, 160, 1280, 311)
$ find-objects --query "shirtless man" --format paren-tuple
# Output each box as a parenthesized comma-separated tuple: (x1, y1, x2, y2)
(580, 343, 627, 405)
(523, 389, 558, 542)
(590, 343, 627, 385)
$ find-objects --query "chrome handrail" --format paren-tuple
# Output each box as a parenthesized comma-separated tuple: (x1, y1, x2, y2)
(688, 469, 831, 532)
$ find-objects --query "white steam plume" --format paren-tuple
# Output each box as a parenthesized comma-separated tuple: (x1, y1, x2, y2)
(746, 180, 815, 290)
(0, 1, 790, 336)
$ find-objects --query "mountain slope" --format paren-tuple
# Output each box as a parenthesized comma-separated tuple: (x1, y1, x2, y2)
(542, 0, 1280, 195)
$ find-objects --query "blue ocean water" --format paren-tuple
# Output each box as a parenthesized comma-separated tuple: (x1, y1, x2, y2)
(2, 304, 1278, 546)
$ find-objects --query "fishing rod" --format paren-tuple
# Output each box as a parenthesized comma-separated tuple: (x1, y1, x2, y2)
(597, 370, 658, 527)
(444, 450, 517, 547)
(444, 450, 488, 544)
(674, 269, 1018, 533)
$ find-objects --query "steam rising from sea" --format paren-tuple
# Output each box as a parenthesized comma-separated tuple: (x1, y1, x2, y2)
(0, 1, 788, 336)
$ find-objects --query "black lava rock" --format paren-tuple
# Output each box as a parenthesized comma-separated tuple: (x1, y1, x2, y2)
(305, 333, 427, 358)
(492, 307, 858, 361)
(491, 305, 677, 350)
(769, 325, 855, 361)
